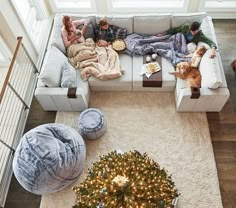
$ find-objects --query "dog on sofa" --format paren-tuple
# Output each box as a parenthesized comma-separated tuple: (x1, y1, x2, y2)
(169, 62, 201, 88)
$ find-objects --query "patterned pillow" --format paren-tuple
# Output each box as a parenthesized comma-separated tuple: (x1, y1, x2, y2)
(112, 25, 128, 39)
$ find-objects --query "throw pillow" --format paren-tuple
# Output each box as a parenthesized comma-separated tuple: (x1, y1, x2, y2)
(61, 62, 77, 88)
(199, 50, 223, 89)
(112, 25, 128, 39)
(39, 46, 67, 87)
(77, 22, 95, 40)
(50, 14, 66, 54)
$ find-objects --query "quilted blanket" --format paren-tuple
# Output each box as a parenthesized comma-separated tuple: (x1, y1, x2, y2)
(67, 38, 123, 80)
(125, 33, 189, 66)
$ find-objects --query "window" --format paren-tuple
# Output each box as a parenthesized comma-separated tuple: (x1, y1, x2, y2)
(0, 36, 11, 67)
(200, 0, 236, 11)
(10, 0, 49, 52)
(108, 0, 189, 12)
(49, 0, 96, 13)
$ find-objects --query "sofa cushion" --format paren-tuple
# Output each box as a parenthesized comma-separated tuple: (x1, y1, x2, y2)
(96, 16, 133, 34)
(171, 12, 207, 28)
(61, 62, 77, 88)
(199, 50, 223, 89)
(88, 54, 132, 91)
(39, 46, 67, 87)
(134, 14, 171, 35)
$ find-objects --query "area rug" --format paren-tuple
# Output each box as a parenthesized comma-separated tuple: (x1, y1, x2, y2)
(40, 92, 223, 208)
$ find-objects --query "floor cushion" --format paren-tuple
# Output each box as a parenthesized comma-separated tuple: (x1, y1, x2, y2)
(79, 108, 106, 140)
(12, 123, 86, 194)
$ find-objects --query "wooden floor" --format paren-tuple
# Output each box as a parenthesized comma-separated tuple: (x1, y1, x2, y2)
(4, 19, 236, 208)
(208, 19, 236, 208)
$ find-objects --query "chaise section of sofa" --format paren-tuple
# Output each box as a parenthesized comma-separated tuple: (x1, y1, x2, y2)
(173, 14, 230, 112)
(35, 45, 90, 112)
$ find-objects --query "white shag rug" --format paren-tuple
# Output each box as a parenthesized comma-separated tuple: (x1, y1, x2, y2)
(40, 92, 223, 208)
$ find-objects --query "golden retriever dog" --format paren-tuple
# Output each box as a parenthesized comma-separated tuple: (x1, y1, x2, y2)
(169, 62, 201, 88)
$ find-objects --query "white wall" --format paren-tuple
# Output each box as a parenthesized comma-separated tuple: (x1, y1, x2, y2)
(0, 0, 38, 64)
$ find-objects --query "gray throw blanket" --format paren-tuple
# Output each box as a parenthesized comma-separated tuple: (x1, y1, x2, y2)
(124, 33, 189, 66)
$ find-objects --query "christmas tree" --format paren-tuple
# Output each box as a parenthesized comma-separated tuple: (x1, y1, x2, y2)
(73, 150, 179, 208)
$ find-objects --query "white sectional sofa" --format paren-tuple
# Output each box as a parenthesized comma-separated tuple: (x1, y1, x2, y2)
(35, 12, 230, 112)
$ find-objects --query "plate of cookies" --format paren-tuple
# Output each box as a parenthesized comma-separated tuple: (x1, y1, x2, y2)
(145, 62, 161, 74)
(140, 62, 161, 78)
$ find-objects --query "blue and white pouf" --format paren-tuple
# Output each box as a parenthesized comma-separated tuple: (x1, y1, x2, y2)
(79, 108, 106, 140)
(12, 123, 86, 195)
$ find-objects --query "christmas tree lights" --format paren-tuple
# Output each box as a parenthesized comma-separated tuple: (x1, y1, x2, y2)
(72, 150, 179, 208)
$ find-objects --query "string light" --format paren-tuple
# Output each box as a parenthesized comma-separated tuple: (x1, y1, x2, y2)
(72, 150, 179, 208)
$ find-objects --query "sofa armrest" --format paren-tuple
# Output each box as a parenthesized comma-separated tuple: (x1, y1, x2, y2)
(35, 87, 90, 111)
(175, 87, 230, 112)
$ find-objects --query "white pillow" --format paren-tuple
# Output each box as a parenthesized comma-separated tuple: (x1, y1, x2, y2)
(187, 42, 197, 54)
(197, 41, 210, 50)
(61, 62, 77, 88)
(199, 50, 223, 89)
(50, 14, 66, 54)
(39, 46, 67, 87)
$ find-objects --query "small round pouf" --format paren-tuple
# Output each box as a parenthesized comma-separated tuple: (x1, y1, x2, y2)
(79, 108, 106, 140)
(12, 123, 86, 195)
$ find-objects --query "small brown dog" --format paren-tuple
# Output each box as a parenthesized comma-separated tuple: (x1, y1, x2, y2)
(231, 59, 236, 72)
(169, 62, 201, 88)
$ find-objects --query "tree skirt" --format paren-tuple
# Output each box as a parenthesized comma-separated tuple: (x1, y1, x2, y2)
(40, 92, 223, 208)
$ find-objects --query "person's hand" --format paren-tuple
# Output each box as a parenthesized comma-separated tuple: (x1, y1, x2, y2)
(84, 20, 88, 26)
(97, 40, 108, 47)
(210, 47, 216, 58)
(71, 35, 80, 42)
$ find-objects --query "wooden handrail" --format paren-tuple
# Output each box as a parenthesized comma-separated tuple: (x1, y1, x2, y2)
(0, 37, 23, 104)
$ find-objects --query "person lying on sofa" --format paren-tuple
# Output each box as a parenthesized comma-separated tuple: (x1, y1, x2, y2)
(95, 18, 128, 47)
(156, 22, 216, 58)
(61, 15, 88, 48)
(95, 18, 115, 47)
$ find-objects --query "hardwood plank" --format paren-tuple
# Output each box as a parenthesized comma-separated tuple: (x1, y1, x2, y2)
(212, 141, 236, 208)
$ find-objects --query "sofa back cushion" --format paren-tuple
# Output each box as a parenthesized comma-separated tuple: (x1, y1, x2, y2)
(96, 16, 133, 34)
(200, 16, 218, 47)
(199, 50, 223, 89)
(39, 46, 67, 87)
(171, 12, 207, 28)
(133, 14, 171, 35)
